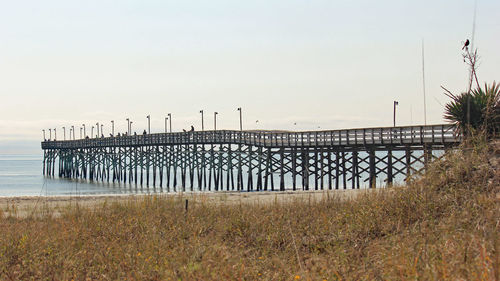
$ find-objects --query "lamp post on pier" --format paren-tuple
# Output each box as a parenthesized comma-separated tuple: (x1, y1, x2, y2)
(126, 118, 130, 135)
(393, 101, 399, 127)
(147, 115, 151, 134)
(200, 110, 204, 131)
(130, 121, 133, 134)
(62, 127, 66, 140)
(96, 122, 100, 137)
(42, 129, 46, 140)
(91, 126, 94, 139)
(164, 117, 168, 133)
(100, 124, 103, 137)
(214, 112, 218, 131)
(82, 124, 86, 138)
(167, 113, 172, 133)
(237, 107, 242, 131)
(54, 128, 57, 140)
(80, 127, 82, 139)
(49, 129, 52, 140)
(111, 120, 114, 136)
(71, 126, 75, 140)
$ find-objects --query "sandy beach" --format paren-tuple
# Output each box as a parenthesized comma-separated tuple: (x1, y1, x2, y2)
(0, 189, 378, 218)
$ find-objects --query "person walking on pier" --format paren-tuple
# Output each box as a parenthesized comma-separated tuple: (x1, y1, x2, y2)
(190, 125, 195, 132)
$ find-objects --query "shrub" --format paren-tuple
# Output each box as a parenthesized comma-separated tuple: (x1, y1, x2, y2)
(444, 81, 500, 135)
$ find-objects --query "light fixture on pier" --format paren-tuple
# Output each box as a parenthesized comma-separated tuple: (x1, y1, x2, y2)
(147, 115, 151, 134)
(237, 107, 242, 131)
(167, 113, 172, 133)
(200, 110, 204, 131)
(393, 101, 399, 127)
(214, 112, 218, 131)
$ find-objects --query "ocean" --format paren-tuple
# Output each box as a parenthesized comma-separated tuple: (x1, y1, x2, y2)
(1, 150, 421, 197)
(0, 154, 160, 197)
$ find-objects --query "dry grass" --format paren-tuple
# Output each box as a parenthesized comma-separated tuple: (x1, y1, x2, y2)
(1, 139, 499, 280)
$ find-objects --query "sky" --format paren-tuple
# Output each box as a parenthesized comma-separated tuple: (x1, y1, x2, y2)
(0, 0, 499, 154)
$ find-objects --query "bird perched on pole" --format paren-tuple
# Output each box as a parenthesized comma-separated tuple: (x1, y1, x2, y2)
(462, 39, 470, 50)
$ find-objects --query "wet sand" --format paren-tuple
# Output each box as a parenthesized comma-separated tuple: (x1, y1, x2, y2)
(0, 189, 380, 218)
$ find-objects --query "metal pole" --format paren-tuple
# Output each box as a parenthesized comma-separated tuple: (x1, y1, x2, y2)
(91, 126, 94, 138)
(168, 113, 172, 133)
(130, 121, 133, 134)
(82, 124, 86, 138)
(111, 120, 114, 136)
(147, 115, 150, 134)
(96, 123, 99, 137)
(165, 117, 168, 133)
(237, 107, 242, 131)
(80, 127, 82, 139)
(200, 110, 204, 131)
(214, 112, 218, 131)
(49, 129, 52, 140)
(422, 40, 427, 125)
(126, 118, 130, 135)
(101, 124, 103, 137)
(393, 101, 398, 127)
(54, 128, 57, 140)
(63, 127, 66, 140)
(42, 129, 46, 140)
(71, 126, 75, 140)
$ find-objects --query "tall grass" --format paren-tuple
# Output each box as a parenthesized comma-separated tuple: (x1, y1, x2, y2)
(1, 139, 499, 280)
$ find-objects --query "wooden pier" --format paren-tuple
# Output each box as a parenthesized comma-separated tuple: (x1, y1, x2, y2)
(41, 124, 461, 191)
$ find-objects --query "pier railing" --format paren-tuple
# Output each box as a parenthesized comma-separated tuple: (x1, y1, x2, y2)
(42, 124, 460, 149)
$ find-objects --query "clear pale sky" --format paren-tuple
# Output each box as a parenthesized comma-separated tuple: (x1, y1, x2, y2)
(0, 0, 498, 153)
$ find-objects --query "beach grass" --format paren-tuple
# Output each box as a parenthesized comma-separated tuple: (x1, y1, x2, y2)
(0, 139, 498, 280)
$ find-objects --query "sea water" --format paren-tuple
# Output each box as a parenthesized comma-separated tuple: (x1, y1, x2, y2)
(0, 154, 157, 197)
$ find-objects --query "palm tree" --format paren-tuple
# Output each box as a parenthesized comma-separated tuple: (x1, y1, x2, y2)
(444, 82, 499, 135)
